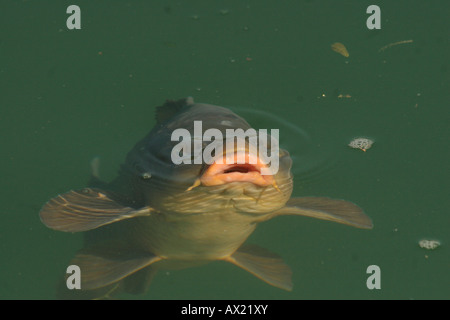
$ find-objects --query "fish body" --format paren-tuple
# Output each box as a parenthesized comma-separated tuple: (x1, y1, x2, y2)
(40, 98, 372, 298)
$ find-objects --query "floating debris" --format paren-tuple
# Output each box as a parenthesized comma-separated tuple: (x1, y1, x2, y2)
(338, 94, 352, 99)
(348, 137, 374, 152)
(379, 40, 413, 52)
(331, 42, 349, 57)
(141, 172, 152, 179)
(418, 239, 441, 250)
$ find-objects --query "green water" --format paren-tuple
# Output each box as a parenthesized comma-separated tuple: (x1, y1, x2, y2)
(1, 0, 448, 299)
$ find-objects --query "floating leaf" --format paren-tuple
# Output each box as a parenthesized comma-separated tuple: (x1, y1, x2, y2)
(331, 42, 349, 57)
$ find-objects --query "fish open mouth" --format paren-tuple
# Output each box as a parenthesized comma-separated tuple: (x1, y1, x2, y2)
(198, 151, 275, 187)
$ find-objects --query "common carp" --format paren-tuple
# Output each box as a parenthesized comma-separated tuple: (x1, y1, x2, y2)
(40, 97, 372, 298)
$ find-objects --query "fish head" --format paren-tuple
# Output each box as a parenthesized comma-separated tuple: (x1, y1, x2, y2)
(125, 99, 293, 215)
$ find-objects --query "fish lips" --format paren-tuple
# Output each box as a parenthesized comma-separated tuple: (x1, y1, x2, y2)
(199, 150, 276, 188)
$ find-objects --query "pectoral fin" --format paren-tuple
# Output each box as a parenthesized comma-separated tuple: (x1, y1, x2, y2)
(224, 244, 293, 291)
(275, 197, 373, 229)
(123, 265, 159, 295)
(40, 188, 153, 232)
(70, 247, 162, 290)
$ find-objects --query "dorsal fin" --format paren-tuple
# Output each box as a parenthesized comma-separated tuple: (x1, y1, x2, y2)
(155, 97, 194, 124)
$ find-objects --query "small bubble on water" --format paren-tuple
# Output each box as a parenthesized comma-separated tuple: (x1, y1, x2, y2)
(142, 172, 152, 179)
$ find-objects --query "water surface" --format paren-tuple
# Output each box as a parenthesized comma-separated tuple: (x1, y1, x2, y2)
(0, 0, 448, 299)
